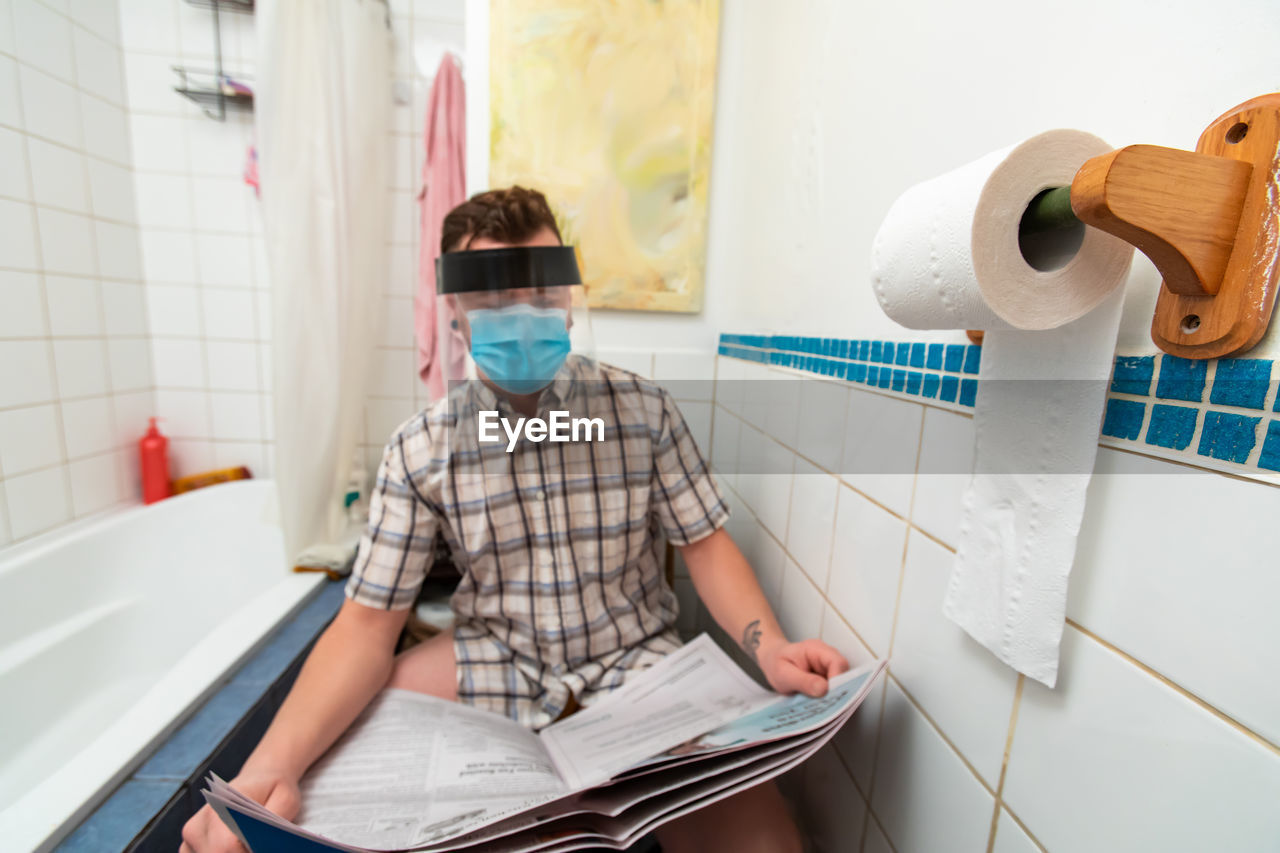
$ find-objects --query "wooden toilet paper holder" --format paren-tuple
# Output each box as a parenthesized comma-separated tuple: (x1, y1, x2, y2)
(1068, 93, 1280, 359)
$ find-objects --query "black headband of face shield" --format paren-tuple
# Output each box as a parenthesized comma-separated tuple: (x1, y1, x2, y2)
(435, 246, 583, 294)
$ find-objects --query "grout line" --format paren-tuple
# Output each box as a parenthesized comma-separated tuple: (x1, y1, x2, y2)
(887, 671, 1000, 797)
(985, 674, 1026, 853)
(997, 800, 1051, 853)
(1065, 619, 1280, 756)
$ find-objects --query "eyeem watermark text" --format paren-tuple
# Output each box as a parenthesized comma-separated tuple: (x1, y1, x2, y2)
(478, 410, 605, 452)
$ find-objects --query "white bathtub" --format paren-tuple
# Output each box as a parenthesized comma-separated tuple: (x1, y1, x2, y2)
(0, 480, 326, 852)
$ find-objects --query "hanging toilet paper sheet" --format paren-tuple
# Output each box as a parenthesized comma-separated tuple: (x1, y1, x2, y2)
(872, 130, 1134, 687)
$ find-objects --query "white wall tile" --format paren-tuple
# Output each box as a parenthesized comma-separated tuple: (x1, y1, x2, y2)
(801, 745, 866, 853)
(45, 275, 103, 336)
(871, 679, 995, 853)
(827, 484, 907, 657)
(122, 52, 180, 114)
(821, 603, 882, 796)
(3, 465, 70, 538)
(892, 530, 1017, 786)
(185, 113, 245, 178)
(725, 503, 785, 603)
(167, 436, 214, 477)
(841, 388, 921, 517)
(862, 819, 893, 853)
(0, 127, 30, 199)
(777, 555, 824, 644)
(68, 451, 120, 515)
(0, 340, 55, 407)
(212, 440, 264, 475)
(53, 339, 109, 397)
(991, 809, 1042, 853)
(795, 378, 847, 473)
(595, 349, 652, 378)
(140, 228, 197, 283)
(0, 481, 11, 546)
(150, 338, 204, 387)
(86, 158, 137, 222)
(0, 56, 23, 129)
(19, 65, 80, 147)
(155, 389, 209, 440)
(734, 423, 793, 541)
(13, 0, 75, 83)
(37, 208, 96, 275)
(70, 0, 120, 44)
(100, 281, 147, 336)
(130, 114, 189, 172)
(133, 172, 191, 227)
(205, 340, 259, 391)
(146, 284, 201, 336)
(190, 176, 249, 232)
(0, 271, 47, 337)
(95, 221, 143, 279)
(786, 459, 838, 588)
(1002, 628, 1280, 852)
(201, 287, 255, 340)
(0, 404, 62, 474)
(111, 389, 153, 447)
(28, 138, 88, 212)
(79, 94, 130, 164)
(119, 0, 179, 52)
(652, 350, 716, 398)
(709, 406, 739, 490)
(209, 391, 262, 441)
(0, 198, 39, 269)
(61, 394, 114, 458)
(106, 337, 152, 391)
(0, 0, 13, 56)
(363, 397, 417, 449)
(677, 400, 712, 459)
(1068, 448, 1280, 747)
(195, 233, 253, 287)
(911, 406, 974, 547)
(73, 26, 124, 104)
(367, 347, 416, 398)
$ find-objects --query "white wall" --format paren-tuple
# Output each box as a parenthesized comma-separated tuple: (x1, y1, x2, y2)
(0, 0, 152, 545)
(707, 0, 1280, 356)
(694, 2, 1280, 851)
(117, 0, 466, 484)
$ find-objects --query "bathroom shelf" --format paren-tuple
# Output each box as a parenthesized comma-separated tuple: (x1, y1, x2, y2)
(176, 0, 253, 120)
(183, 0, 254, 11)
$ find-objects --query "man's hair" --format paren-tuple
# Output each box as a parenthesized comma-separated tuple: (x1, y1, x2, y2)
(441, 186, 563, 253)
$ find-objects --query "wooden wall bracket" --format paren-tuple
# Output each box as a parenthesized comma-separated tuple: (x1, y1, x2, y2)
(1069, 93, 1280, 359)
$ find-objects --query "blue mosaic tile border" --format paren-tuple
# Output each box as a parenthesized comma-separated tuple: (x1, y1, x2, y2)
(718, 333, 1280, 476)
(719, 334, 982, 408)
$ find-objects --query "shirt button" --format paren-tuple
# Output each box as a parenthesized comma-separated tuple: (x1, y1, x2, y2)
(534, 490, 547, 501)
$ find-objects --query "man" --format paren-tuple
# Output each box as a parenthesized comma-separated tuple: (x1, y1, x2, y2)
(182, 186, 847, 853)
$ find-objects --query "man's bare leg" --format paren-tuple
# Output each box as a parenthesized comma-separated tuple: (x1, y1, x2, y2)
(654, 780, 803, 853)
(386, 628, 458, 700)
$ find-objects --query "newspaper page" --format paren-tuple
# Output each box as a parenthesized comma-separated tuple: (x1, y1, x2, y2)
(537, 634, 776, 789)
(291, 690, 568, 850)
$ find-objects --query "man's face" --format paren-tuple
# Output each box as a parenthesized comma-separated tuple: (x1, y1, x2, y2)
(449, 226, 573, 348)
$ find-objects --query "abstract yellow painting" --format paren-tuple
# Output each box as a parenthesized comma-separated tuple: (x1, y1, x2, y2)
(490, 0, 720, 312)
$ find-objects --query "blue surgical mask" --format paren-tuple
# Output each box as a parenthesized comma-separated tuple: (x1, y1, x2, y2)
(467, 303, 571, 395)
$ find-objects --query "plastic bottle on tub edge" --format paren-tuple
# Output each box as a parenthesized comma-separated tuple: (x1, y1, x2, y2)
(139, 417, 172, 505)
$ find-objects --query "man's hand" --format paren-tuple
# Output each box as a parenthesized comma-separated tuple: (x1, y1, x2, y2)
(179, 772, 301, 853)
(757, 639, 849, 697)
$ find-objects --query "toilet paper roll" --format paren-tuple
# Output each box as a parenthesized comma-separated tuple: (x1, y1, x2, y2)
(870, 130, 1135, 688)
(872, 129, 1133, 331)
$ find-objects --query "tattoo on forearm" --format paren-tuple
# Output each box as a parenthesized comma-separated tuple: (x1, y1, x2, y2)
(741, 620, 762, 663)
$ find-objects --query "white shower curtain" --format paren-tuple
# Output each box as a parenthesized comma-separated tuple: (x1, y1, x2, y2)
(257, 0, 391, 561)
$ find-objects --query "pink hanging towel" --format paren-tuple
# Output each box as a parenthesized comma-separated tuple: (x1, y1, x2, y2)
(416, 53, 468, 398)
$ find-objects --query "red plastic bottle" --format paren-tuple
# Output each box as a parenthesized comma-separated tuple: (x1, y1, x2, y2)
(139, 417, 172, 504)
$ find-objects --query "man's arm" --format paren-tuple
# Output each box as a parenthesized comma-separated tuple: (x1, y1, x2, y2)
(180, 598, 409, 853)
(679, 527, 848, 697)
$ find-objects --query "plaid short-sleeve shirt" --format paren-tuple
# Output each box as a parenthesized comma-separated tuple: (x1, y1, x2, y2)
(346, 355, 729, 730)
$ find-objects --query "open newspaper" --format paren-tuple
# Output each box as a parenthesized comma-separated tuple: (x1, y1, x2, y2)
(204, 634, 886, 853)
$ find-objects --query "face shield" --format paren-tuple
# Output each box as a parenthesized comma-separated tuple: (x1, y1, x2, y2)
(436, 246, 595, 397)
